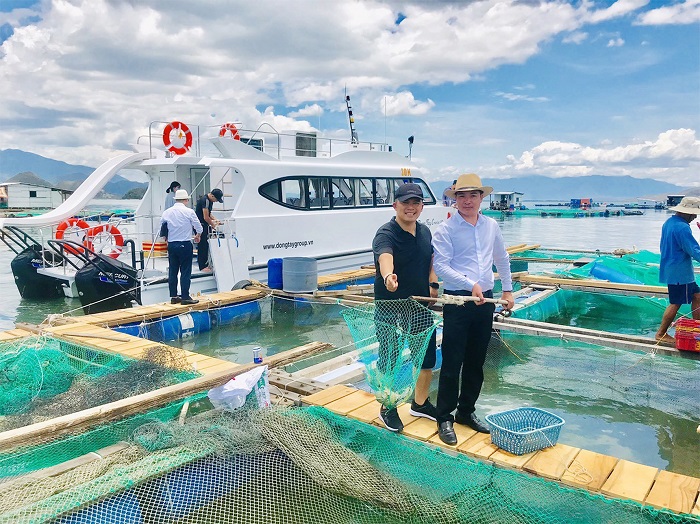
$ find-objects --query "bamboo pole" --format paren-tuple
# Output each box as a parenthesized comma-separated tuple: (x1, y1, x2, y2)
(411, 294, 510, 306)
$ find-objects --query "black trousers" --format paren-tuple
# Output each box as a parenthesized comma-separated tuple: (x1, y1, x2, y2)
(168, 241, 194, 300)
(436, 290, 495, 423)
(197, 225, 210, 270)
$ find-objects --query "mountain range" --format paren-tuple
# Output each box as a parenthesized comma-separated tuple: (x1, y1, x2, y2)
(429, 176, 692, 203)
(0, 148, 694, 202)
(0, 149, 146, 198)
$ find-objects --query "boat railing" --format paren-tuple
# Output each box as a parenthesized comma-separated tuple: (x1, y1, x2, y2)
(146, 120, 391, 159)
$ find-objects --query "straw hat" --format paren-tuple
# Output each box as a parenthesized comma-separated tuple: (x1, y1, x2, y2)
(444, 173, 493, 198)
(668, 196, 700, 215)
(174, 189, 190, 200)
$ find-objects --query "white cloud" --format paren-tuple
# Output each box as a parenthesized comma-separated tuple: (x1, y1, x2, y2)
(494, 91, 549, 103)
(606, 37, 625, 47)
(288, 104, 324, 119)
(635, 0, 700, 25)
(502, 129, 700, 186)
(382, 91, 434, 116)
(586, 0, 650, 24)
(562, 31, 588, 44)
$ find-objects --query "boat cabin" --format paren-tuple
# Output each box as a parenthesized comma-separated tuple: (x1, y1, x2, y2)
(667, 195, 685, 207)
(490, 191, 524, 211)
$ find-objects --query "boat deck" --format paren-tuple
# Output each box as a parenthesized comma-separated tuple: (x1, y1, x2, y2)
(302, 384, 700, 517)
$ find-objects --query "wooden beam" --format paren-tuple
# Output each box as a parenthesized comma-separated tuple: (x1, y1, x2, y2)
(492, 320, 697, 359)
(507, 243, 541, 254)
(518, 275, 667, 297)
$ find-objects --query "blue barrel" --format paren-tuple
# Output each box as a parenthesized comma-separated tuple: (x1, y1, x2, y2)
(267, 258, 283, 289)
(282, 257, 318, 293)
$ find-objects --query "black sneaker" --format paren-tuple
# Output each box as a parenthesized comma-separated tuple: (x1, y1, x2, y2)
(409, 399, 437, 421)
(455, 411, 490, 434)
(379, 406, 404, 432)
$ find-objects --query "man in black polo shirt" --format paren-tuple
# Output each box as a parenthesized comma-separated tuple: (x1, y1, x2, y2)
(372, 183, 440, 432)
(195, 188, 224, 271)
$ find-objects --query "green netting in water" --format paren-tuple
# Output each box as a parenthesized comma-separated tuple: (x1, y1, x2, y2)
(340, 299, 441, 408)
(0, 405, 694, 523)
(0, 336, 199, 435)
(513, 249, 603, 261)
(511, 288, 668, 336)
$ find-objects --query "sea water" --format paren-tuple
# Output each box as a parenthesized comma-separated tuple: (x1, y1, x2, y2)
(1, 206, 699, 477)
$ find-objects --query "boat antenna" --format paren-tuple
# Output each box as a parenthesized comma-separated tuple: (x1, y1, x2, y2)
(345, 89, 359, 145)
(407, 135, 414, 160)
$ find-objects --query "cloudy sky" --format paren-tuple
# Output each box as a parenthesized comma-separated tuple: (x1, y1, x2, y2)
(1, 0, 699, 186)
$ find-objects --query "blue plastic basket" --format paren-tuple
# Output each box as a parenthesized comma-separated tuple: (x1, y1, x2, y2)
(485, 407, 565, 455)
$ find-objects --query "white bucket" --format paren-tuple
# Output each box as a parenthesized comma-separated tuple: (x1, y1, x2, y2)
(282, 257, 318, 293)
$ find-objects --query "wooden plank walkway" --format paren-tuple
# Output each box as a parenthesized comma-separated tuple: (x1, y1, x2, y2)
(37, 322, 239, 376)
(303, 384, 700, 517)
(0, 328, 34, 342)
(318, 268, 375, 288)
(73, 288, 269, 328)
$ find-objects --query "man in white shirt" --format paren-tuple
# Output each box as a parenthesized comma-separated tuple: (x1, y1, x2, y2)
(432, 173, 515, 445)
(160, 189, 203, 305)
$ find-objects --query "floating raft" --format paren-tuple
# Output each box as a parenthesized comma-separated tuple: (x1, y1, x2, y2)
(303, 384, 700, 517)
(67, 288, 269, 328)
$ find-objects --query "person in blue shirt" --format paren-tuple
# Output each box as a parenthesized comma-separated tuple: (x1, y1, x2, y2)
(432, 173, 515, 446)
(656, 196, 700, 343)
(160, 189, 203, 305)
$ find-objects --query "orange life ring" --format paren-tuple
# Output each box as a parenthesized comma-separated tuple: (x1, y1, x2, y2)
(219, 122, 240, 140)
(84, 224, 124, 259)
(162, 121, 193, 155)
(55, 218, 90, 255)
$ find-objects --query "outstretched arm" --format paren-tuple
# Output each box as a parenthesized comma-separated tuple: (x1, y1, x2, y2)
(378, 253, 398, 292)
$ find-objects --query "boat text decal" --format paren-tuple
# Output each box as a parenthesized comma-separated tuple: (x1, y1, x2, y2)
(263, 239, 314, 250)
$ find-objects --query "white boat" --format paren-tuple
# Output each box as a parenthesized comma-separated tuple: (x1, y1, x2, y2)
(0, 120, 449, 312)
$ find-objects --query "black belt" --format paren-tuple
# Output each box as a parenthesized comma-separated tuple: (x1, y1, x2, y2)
(444, 289, 493, 298)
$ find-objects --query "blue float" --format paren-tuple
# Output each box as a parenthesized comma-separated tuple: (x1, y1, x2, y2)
(589, 261, 643, 285)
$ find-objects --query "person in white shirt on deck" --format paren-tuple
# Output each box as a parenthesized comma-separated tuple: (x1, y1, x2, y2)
(160, 189, 203, 305)
(431, 173, 515, 446)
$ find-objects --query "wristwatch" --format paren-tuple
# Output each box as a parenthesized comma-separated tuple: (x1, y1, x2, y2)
(429, 282, 440, 290)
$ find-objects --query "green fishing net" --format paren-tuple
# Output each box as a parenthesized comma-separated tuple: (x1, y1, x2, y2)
(0, 405, 694, 524)
(340, 299, 441, 408)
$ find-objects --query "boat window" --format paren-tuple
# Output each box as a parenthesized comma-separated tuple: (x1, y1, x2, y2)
(260, 181, 280, 201)
(296, 133, 317, 157)
(280, 179, 306, 208)
(375, 179, 391, 206)
(259, 176, 436, 210)
(308, 177, 329, 209)
(331, 178, 354, 208)
(357, 179, 373, 207)
(393, 179, 436, 205)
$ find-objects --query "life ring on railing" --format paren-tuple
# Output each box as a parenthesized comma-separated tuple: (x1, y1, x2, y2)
(219, 122, 241, 140)
(162, 121, 193, 155)
(84, 224, 124, 259)
(55, 218, 90, 255)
